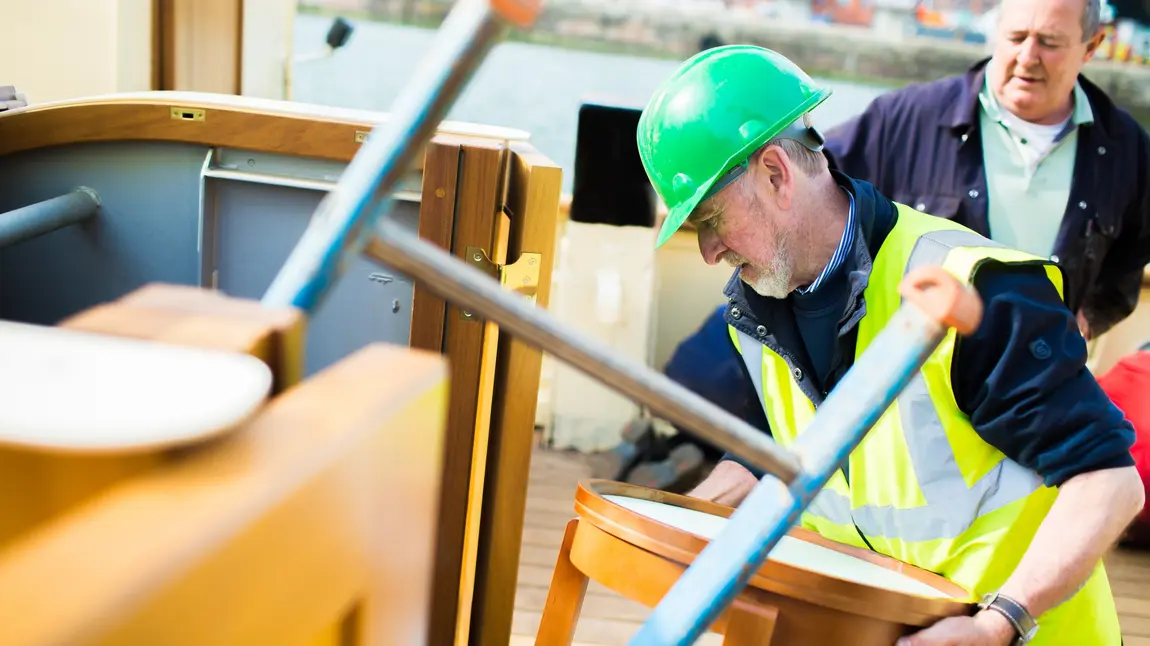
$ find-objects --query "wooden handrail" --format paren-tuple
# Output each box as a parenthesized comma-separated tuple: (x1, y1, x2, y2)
(0, 91, 530, 165)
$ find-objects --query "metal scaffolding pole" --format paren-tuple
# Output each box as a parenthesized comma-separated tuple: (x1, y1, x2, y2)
(0, 187, 100, 248)
(366, 222, 803, 481)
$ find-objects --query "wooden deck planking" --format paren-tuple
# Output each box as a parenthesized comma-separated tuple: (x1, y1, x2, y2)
(513, 447, 1150, 645)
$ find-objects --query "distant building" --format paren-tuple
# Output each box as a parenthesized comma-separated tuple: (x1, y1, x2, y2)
(810, 0, 876, 27)
(871, 0, 918, 38)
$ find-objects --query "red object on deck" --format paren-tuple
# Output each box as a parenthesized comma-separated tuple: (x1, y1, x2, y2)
(1096, 350, 1150, 543)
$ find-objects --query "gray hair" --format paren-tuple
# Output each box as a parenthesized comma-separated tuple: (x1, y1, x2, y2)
(696, 121, 828, 219)
(734, 138, 827, 188)
(995, 0, 1102, 42)
(1081, 0, 1101, 41)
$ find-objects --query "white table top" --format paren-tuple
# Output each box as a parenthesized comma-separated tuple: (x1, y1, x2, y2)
(0, 320, 273, 453)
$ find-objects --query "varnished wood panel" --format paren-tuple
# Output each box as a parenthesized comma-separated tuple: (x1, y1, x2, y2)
(470, 142, 564, 646)
(0, 340, 448, 646)
(152, 0, 164, 91)
(0, 285, 305, 553)
(425, 139, 510, 646)
(408, 138, 462, 353)
(156, 0, 243, 94)
(0, 93, 527, 166)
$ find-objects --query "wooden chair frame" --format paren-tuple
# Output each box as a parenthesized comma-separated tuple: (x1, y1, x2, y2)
(536, 480, 974, 645)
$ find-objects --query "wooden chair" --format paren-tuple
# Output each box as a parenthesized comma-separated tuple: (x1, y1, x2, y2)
(535, 480, 975, 645)
(0, 284, 448, 645)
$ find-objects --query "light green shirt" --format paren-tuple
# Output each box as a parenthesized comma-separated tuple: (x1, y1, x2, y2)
(977, 77, 1093, 257)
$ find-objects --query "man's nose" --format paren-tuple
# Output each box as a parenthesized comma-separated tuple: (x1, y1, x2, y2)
(697, 228, 726, 265)
(1017, 36, 1042, 67)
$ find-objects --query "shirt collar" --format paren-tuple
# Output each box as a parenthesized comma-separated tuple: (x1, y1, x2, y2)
(795, 188, 856, 295)
(977, 69, 1094, 138)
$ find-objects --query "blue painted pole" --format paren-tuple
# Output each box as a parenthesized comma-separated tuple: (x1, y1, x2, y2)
(0, 187, 99, 248)
(262, 0, 525, 313)
(627, 280, 977, 646)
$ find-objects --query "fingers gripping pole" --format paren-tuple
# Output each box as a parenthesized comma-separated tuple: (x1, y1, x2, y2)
(627, 267, 984, 646)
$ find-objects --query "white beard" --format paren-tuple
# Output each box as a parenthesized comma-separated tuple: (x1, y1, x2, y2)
(727, 236, 793, 299)
(739, 253, 792, 299)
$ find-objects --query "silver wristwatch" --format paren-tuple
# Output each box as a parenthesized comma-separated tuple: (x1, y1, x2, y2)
(978, 592, 1038, 644)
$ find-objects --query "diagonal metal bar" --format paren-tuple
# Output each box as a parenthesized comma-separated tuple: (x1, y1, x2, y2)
(365, 221, 803, 482)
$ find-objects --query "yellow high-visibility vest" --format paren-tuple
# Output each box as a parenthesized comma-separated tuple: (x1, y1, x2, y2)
(727, 203, 1121, 645)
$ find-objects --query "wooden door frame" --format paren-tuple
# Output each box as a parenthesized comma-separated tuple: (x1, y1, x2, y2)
(409, 136, 511, 646)
(152, 0, 245, 93)
(469, 141, 563, 646)
(408, 136, 562, 646)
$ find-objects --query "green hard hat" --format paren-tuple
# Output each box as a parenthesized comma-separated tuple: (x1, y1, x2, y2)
(637, 45, 833, 247)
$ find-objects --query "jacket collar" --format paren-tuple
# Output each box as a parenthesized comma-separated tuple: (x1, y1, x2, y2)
(943, 59, 990, 132)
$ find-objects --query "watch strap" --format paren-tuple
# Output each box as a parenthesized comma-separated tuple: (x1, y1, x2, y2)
(978, 592, 1038, 644)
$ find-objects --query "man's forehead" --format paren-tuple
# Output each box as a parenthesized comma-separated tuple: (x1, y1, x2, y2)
(998, 0, 1085, 37)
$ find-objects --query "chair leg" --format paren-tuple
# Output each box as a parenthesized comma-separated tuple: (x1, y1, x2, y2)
(722, 598, 779, 646)
(535, 518, 589, 646)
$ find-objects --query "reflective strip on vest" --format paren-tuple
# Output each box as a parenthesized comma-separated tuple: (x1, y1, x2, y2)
(733, 226, 1048, 543)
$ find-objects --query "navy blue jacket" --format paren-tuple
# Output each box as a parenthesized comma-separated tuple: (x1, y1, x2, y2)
(663, 304, 771, 437)
(822, 58, 1150, 338)
(720, 171, 1135, 489)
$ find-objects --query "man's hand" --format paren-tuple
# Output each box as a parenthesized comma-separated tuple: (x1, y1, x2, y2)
(685, 459, 758, 506)
(897, 609, 1016, 646)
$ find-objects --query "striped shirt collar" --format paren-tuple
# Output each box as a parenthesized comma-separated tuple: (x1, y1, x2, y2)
(795, 188, 856, 295)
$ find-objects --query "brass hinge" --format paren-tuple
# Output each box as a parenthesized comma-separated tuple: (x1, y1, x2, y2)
(461, 246, 542, 320)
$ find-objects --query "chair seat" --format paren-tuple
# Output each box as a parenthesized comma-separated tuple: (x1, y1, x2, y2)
(0, 320, 272, 453)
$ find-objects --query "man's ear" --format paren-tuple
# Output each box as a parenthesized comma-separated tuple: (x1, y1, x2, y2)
(1084, 28, 1105, 60)
(757, 145, 793, 210)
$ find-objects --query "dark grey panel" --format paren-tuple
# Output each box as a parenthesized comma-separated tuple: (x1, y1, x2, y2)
(0, 141, 209, 324)
(209, 178, 419, 376)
